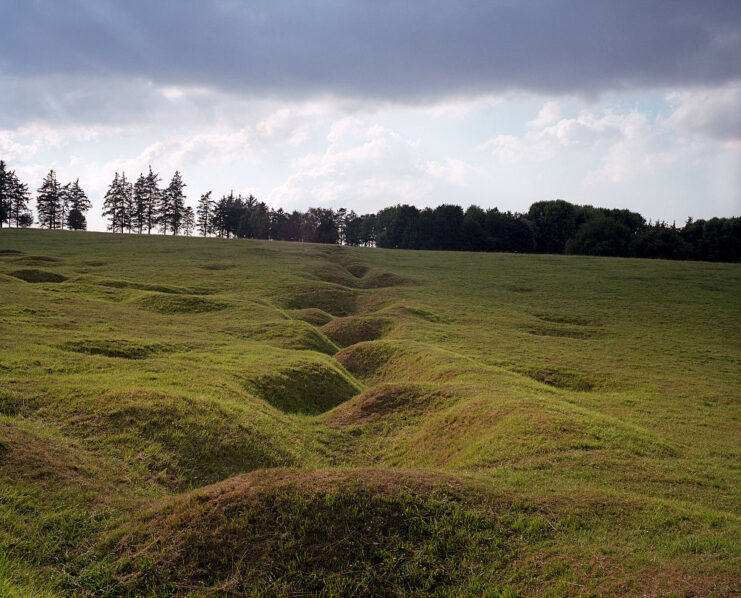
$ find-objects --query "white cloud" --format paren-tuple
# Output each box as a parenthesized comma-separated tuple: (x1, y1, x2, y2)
(527, 101, 561, 128)
(425, 158, 478, 186)
(479, 105, 648, 164)
(269, 117, 480, 211)
(0, 123, 103, 161)
(666, 81, 741, 142)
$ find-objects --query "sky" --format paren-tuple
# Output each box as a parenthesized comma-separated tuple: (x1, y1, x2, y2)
(1, 0, 740, 231)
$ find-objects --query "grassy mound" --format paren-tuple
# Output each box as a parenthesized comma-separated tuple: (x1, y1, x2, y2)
(279, 283, 357, 316)
(0, 249, 24, 256)
(309, 264, 359, 287)
(244, 358, 363, 414)
(327, 383, 446, 426)
(135, 293, 228, 314)
(320, 316, 391, 347)
(58, 339, 177, 359)
(289, 307, 334, 326)
(99, 279, 190, 294)
(8, 269, 67, 283)
(11, 255, 61, 265)
(232, 320, 338, 355)
(334, 341, 406, 381)
(50, 390, 297, 490)
(110, 468, 508, 597)
(0, 420, 114, 494)
(401, 304, 449, 322)
(345, 262, 370, 278)
(334, 341, 467, 384)
(361, 269, 415, 288)
(515, 366, 599, 391)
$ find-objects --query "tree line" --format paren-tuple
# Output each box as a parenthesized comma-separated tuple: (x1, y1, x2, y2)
(1, 159, 739, 262)
(0, 161, 91, 231)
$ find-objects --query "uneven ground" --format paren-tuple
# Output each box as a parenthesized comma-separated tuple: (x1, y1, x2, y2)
(0, 229, 739, 597)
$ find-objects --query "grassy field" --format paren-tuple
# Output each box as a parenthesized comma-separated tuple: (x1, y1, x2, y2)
(0, 228, 739, 597)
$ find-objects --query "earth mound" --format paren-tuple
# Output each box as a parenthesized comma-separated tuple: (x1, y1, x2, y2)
(320, 316, 391, 347)
(111, 468, 504, 597)
(289, 307, 334, 326)
(244, 359, 362, 414)
(280, 283, 357, 317)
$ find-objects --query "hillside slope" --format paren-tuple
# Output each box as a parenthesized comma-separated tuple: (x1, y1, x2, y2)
(1, 229, 739, 596)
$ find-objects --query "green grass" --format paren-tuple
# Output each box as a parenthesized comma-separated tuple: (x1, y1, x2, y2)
(0, 229, 739, 596)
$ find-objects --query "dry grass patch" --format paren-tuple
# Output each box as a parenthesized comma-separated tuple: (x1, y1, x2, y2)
(327, 383, 449, 426)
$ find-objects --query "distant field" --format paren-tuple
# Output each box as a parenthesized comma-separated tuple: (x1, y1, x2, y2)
(1, 229, 739, 597)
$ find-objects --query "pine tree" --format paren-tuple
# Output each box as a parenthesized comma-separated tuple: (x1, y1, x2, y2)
(66, 209, 86, 230)
(159, 171, 186, 235)
(196, 191, 213, 236)
(9, 173, 31, 228)
(59, 186, 69, 228)
(0, 162, 30, 229)
(182, 206, 195, 236)
(102, 172, 132, 233)
(102, 172, 121, 233)
(121, 173, 134, 233)
(61, 179, 91, 229)
(132, 173, 147, 234)
(144, 166, 161, 234)
(36, 170, 63, 229)
(0, 160, 10, 227)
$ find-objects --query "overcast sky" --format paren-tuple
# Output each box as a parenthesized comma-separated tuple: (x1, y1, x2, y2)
(1, 0, 739, 230)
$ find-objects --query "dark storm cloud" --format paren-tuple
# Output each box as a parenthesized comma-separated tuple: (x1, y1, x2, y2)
(1, 0, 740, 108)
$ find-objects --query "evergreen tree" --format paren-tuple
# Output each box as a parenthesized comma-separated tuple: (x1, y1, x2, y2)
(159, 171, 186, 234)
(66, 209, 86, 230)
(102, 172, 132, 233)
(144, 167, 161, 234)
(17, 213, 33, 228)
(8, 172, 31, 228)
(0, 160, 10, 227)
(0, 163, 31, 229)
(196, 191, 213, 236)
(211, 191, 244, 238)
(61, 179, 91, 229)
(132, 173, 147, 234)
(36, 170, 63, 229)
(182, 206, 195, 236)
(122, 173, 134, 232)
